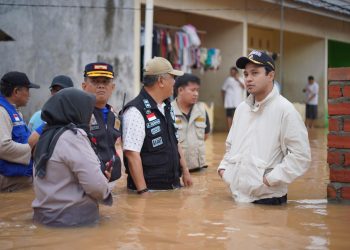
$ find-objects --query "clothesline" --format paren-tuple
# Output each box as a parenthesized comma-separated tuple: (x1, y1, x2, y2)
(152, 23, 207, 35)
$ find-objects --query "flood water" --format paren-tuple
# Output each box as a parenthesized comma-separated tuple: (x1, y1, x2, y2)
(1, 129, 350, 249)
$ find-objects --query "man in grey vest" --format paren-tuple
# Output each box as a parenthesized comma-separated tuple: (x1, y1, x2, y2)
(172, 73, 210, 171)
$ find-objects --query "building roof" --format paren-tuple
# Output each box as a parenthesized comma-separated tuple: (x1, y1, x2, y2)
(294, 0, 350, 17)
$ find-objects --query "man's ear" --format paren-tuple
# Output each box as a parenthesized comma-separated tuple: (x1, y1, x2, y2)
(268, 71, 275, 81)
(13, 87, 19, 95)
(81, 82, 87, 90)
(178, 86, 184, 94)
(157, 77, 164, 88)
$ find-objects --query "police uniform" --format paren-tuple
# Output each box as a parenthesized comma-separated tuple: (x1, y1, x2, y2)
(90, 105, 122, 181)
(84, 62, 122, 182)
(123, 88, 181, 190)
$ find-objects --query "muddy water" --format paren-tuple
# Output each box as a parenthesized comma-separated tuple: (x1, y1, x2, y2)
(1, 129, 350, 249)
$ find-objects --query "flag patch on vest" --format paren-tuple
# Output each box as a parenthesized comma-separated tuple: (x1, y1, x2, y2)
(13, 114, 20, 122)
(151, 126, 161, 135)
(152, 136, 163, 147)
(146, 112, 156, 121)
(146, 119, 160, 128)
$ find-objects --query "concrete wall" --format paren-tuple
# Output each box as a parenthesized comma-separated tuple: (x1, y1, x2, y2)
(283, 32, 326, 126)
(0, 0, 137, 120)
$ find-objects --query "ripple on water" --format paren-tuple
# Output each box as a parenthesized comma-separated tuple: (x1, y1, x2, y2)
(305, 236, 329, 250)
(187, 233, 206, 237)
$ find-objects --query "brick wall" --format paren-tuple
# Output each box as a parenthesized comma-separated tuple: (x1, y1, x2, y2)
(327, 67, 350, 203)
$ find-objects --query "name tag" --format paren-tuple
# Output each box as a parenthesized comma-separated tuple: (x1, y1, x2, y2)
(152, 136, 163, 148)
(151, 126, 161, 135)
(146, 119, 160, 128)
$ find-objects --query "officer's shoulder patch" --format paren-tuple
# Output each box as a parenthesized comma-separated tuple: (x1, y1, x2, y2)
(114, 117, 121, 130)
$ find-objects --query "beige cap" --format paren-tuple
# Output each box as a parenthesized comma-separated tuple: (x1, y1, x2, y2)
(144, 57, 184, 76)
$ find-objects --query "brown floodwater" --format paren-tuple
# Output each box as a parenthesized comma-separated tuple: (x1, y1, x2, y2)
(1, 129, 350, 249)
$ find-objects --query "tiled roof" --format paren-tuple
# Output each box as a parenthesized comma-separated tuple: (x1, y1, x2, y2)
(294, 0, 350, 16)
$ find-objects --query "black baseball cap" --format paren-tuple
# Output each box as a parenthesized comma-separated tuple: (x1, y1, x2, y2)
(84, 62, 114, 79)
(236, 50, 275, 71)
(1, 71, 40, 89)
(50, 75, 74, 89)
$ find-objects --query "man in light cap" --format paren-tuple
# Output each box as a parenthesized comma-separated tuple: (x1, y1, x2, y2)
(217, 50, 311, 205)
(122, 57, 193, 195)
(0, 71, 40, 191)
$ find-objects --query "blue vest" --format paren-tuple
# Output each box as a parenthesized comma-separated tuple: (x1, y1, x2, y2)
(0, 95, 32, 177)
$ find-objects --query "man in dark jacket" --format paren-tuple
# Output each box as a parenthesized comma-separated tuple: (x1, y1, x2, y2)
(82, 62, 122, 182)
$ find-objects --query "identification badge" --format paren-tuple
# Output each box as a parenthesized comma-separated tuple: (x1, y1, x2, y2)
(152, 136, 163, 148)
(151, 126, 161, 135)
(146, 119, 160, 128)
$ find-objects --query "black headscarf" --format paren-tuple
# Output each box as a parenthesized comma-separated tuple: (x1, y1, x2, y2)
(34, 88, 96, 178)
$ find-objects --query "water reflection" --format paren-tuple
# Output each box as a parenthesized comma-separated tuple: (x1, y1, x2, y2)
(0, 129, 350, 249)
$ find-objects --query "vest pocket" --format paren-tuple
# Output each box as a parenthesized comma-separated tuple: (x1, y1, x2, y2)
(194, 121, 206, 140)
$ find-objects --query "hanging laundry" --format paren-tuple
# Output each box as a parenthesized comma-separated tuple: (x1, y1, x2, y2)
(182, 24, 201, 47)
(141, 24, 221, 73)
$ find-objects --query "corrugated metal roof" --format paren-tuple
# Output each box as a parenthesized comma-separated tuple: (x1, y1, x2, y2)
(294, 0, 350, 16)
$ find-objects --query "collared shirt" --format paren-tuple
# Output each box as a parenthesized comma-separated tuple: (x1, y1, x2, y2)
(122, 104, 165, 153)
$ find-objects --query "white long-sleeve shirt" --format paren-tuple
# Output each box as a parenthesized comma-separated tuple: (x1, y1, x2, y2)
(218, 86, 311, 202)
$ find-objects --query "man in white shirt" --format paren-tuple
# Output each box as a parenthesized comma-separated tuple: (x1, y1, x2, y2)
(218, 50, 311, 205)
(221, 67, 244, 130)
(122, 57, 193, 195)
(303, 75, 319, 128)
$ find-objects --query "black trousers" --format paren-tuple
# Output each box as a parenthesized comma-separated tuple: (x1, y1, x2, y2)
(253, 194, 287, 205)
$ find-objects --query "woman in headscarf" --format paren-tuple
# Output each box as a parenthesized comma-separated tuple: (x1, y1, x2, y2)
(32, 88, 113, 227)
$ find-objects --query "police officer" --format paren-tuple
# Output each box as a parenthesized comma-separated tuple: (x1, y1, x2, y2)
(0, 71, 40, 192)
(122, 57, 193, 195)
(172, 73, 210, 171)
(82, 62, 122, 182)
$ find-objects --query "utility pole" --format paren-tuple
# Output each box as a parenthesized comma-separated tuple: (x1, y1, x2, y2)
(143, 0, 154, 68)
(279, 0, 285, 93)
